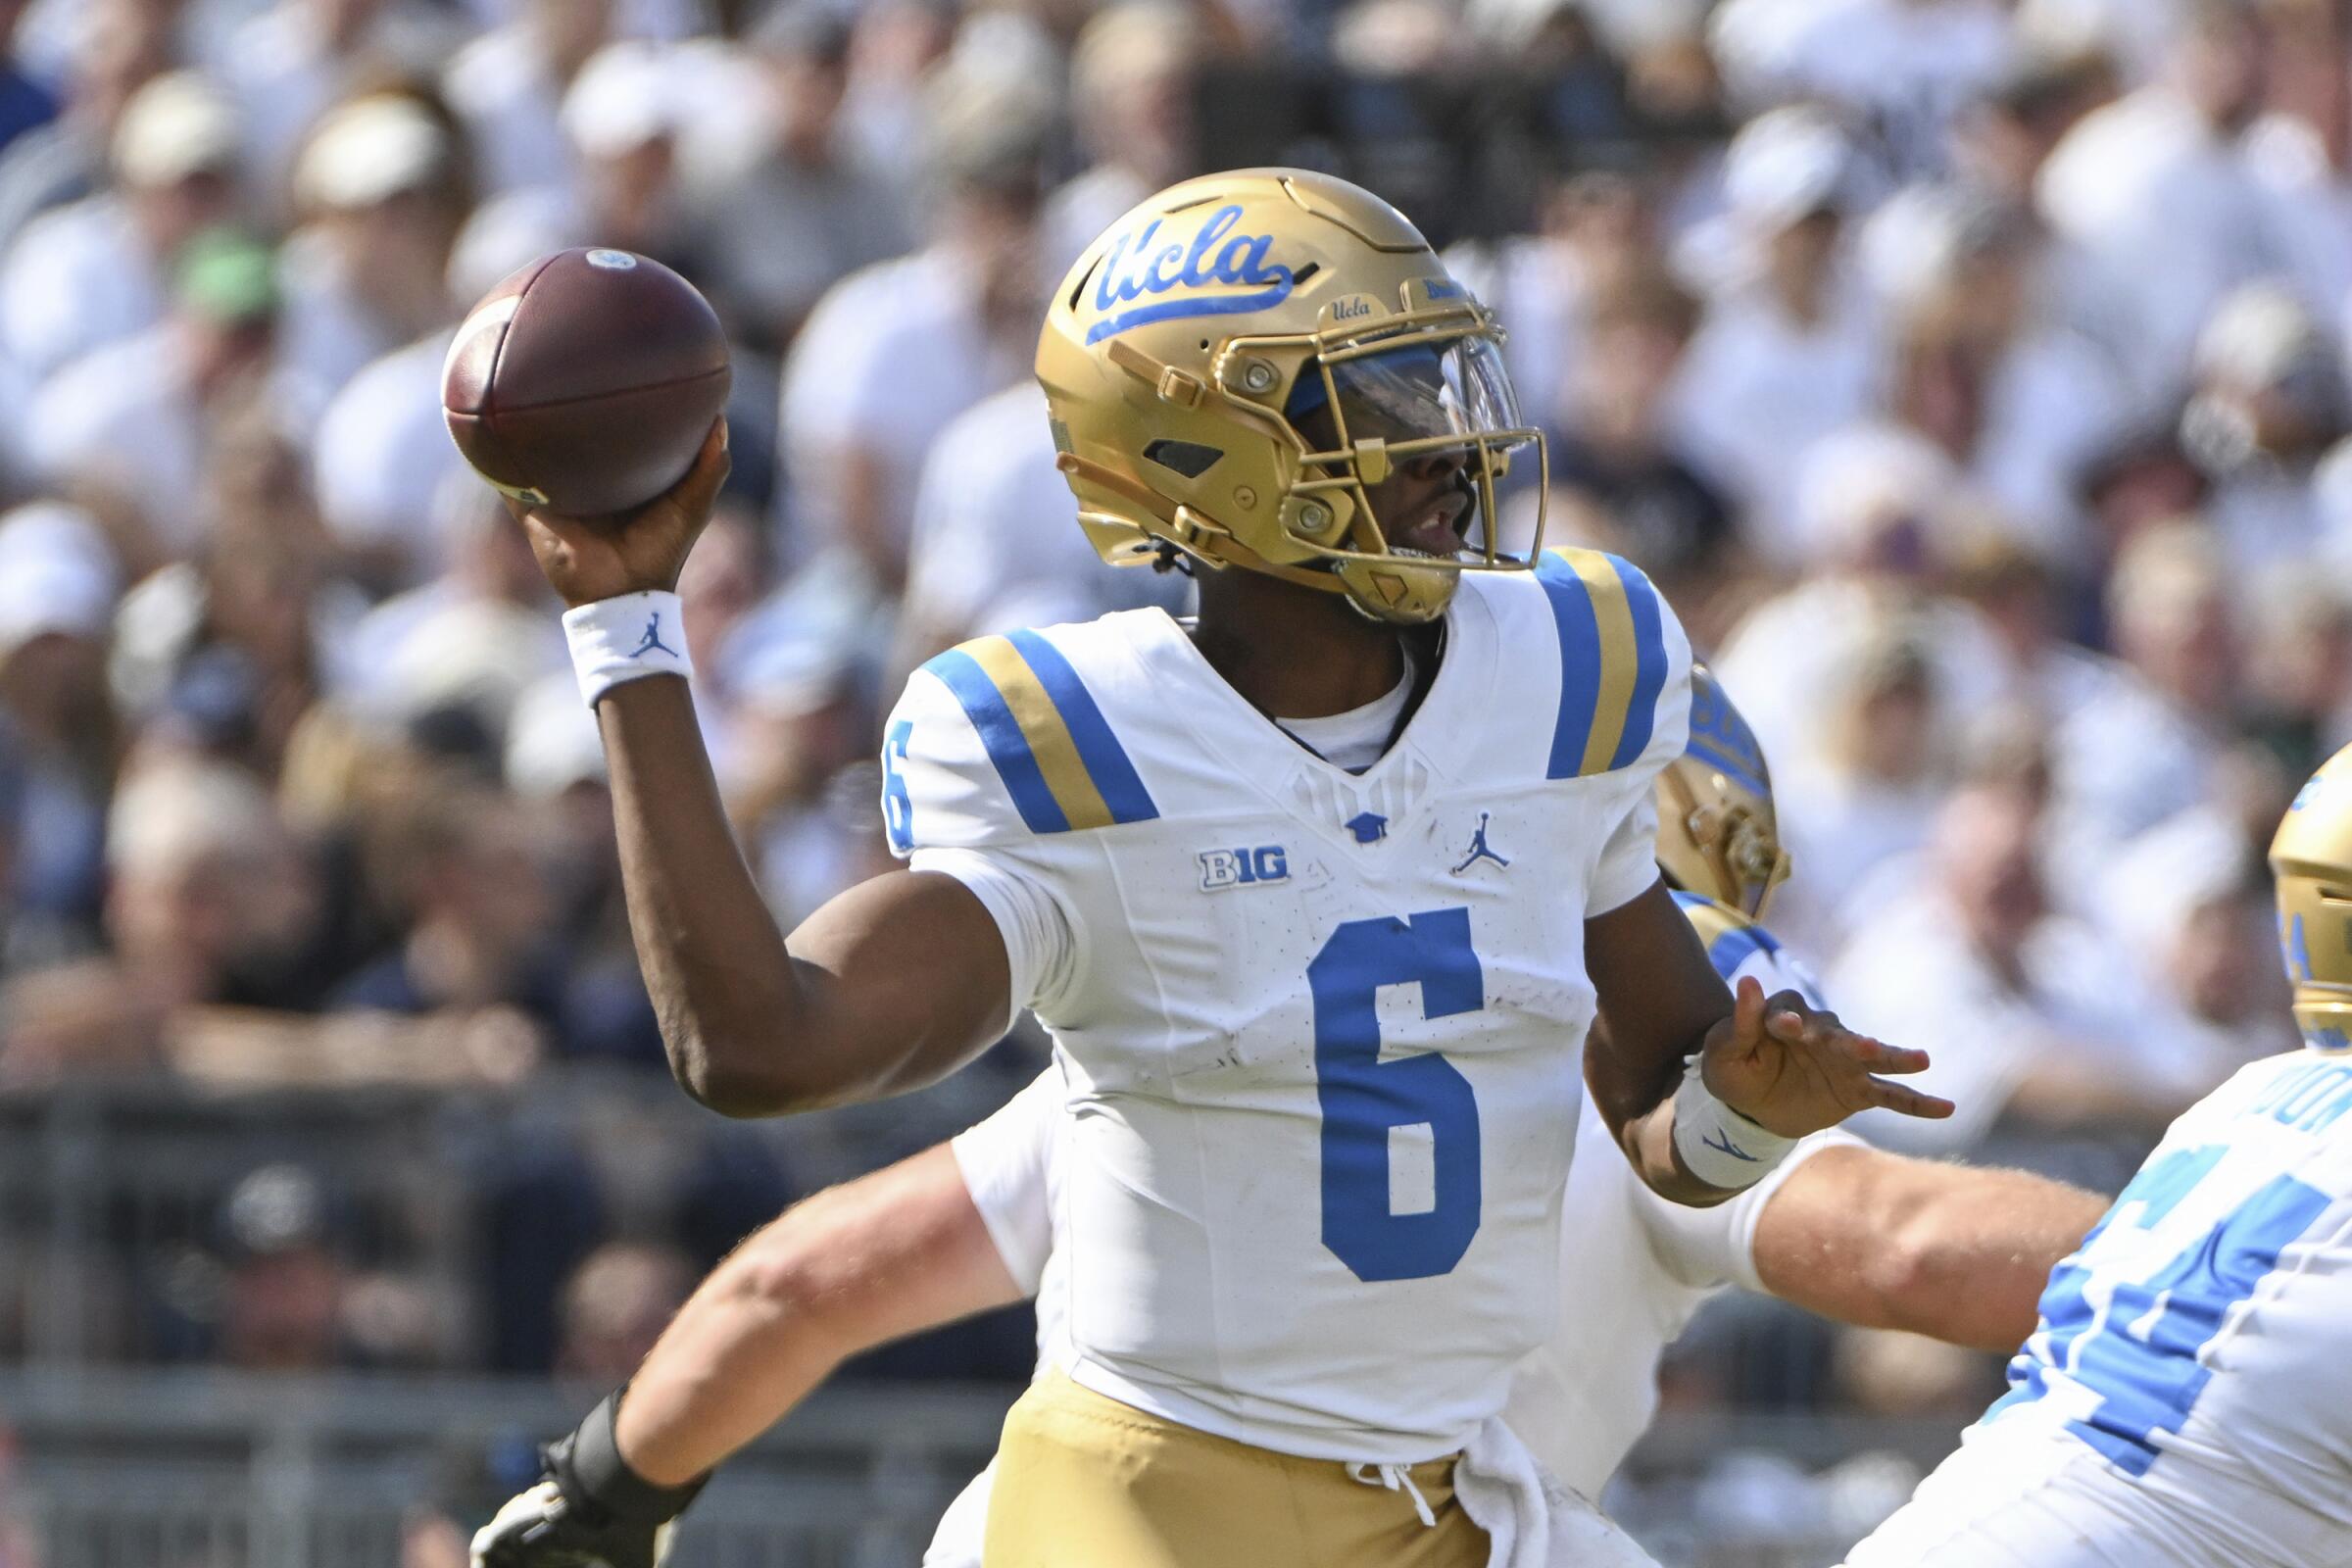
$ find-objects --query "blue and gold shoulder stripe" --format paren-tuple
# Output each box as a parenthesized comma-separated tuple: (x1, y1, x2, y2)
(1535, 547, 1675, 780)
(1671, 889, 1782, 983)
(918, 629, 1158, 834)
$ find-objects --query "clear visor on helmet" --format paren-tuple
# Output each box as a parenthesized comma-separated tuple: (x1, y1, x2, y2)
(1287, 333, 1537, 563)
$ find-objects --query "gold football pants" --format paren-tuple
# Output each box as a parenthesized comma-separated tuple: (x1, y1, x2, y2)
(981, 1372, 1492, 1568)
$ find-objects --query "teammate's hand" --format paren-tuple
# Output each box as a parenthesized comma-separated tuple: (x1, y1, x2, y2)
(470, 1393, 705, 1568)
(469, 1480, 672, 1568)
(506, 420, 730, 609)
(1698, 977, 1953, 1138)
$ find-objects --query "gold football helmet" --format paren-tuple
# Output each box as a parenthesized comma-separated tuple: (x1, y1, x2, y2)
(1655, 666, 1790, 918)
(1036, 168, 1544, 625)
(2271, 742, 2352, 1052)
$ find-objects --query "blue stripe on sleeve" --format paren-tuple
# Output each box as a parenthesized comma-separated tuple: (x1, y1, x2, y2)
(1004, 629, 1159, 825)
(1606, 555, 1670, 771)
(1537, 556, 1604, 780)
(1705, 922, 1782, 981)
(920, 649, 1070, 835)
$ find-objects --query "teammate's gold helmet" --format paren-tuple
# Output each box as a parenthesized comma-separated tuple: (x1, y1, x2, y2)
(2270, 742, 2352, 1052)
(1654, 666, 1789, 918)
(1036, 168, 1544, 625)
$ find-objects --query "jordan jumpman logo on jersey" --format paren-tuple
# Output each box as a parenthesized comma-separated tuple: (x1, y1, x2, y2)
(630, 612, 679, 660)
(1450, 812, 1510, 874)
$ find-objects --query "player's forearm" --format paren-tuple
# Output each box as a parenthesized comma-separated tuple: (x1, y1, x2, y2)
(613, 1146, 1022, 1486)
(1754, 1148, 2105, 1353)
(596, 677, 814, 1113)
(1584, 884, 1741, 1205)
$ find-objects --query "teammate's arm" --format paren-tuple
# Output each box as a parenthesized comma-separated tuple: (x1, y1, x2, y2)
(1584, 882, 1952, 1205)
(509, 426, 1012, 1114)
(471, 1146, 1021, 1566)
(1751, 1146, 2103, 1352)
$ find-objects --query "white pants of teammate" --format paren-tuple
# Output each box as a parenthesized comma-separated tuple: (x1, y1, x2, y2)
(1843, 1426, 2323, 1568)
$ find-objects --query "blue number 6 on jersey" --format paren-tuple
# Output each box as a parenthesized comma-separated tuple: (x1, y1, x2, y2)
(1308, 907, 1484, 1282)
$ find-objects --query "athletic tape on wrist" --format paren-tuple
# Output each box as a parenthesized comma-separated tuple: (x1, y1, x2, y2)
(561, 1389, 708, 1524)
(564, 591, 692, 708)
(1672, 1059, 1796, 1191)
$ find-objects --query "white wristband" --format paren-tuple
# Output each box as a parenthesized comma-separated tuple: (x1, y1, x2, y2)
(1672, 1059, 1797, 1191)
(564, 591, 693, 707)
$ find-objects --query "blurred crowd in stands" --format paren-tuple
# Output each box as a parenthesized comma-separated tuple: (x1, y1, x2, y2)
(0, 0, 2342, 1432)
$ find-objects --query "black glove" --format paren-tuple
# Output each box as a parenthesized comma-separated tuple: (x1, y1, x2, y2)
(470, 1391, 710, 1568)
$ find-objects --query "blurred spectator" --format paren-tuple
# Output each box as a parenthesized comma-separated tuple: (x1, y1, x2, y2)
(1525, 271, 1748, 644)
(1041, 2, 1196, 271)
(0, 0, 172, 250)
(776, 97, 1043, 589)
(692, 4, 908, 348)
(896, 380, 1190, 671)
(223, 0, 466, 197)
(1833, 777, 2155, 1154)
(1673, 105, 1879, 562)
(0, 70, 240, 392)
(2243, 0, 2352, 324)
(441, 0, 612, 199)
(1851, 189, 2128, 569)
(0, 502, 118, 965)
(1712, 0, 2016, 182)
(553, 1240, 692, 1383)
(23, 226, 289, 551)
(1713, 426, 2004, 774)
(2044, 521, 2239, 889)
(2036, 0, 2277, 396)
(215, 1162, 346, 1370)
(2180, 282, 2351, 576)
(277, 90, 470, 412)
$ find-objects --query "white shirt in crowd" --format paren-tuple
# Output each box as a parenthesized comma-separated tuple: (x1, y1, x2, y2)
(0, 194, 165, 390)
(777, 247, 1029, 565)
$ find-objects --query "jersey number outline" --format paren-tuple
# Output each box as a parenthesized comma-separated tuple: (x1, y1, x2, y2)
(882, 720, 914, 856)
(1307, 907, 1485, 1283)
(1995, 1142, 2331, 1475)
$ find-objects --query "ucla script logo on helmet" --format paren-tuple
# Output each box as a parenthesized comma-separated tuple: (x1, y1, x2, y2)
(1087, 204, 1294, 345)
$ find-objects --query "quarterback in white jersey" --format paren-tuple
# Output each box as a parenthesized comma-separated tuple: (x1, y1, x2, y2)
(1844, 742, 2352, 1568)
(488, 168, 1947, 1566)
(475, 681, 2092, 1568)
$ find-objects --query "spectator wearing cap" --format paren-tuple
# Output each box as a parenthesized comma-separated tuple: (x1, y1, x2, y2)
(0, 502, 118, 964)
(1041, 3, 1196, 274)
(222, 0, 468, 199)
(276, 90, 470, 411)
(442, 0, 614, 199)
(1672, 105, 1881, 564)
(2180, 282, 2352, 577)
(24, 227, 292, 551)
(775, 92, 1044, 592)
(451, 39, 710, 291)
(0, 70, 241, 392)
(2036, 0, 2278, 396)
(691, 4, 910, 348)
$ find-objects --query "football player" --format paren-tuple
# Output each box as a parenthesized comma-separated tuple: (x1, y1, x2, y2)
(508, 169, 1949, 1563)
(470, 676, 2101, 1568)
(1838, 743, 2352, 1568)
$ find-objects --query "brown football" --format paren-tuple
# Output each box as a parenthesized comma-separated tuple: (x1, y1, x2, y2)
(443, 247, 730, 516)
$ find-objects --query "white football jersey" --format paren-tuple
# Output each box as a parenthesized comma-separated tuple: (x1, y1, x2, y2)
(887, 550, 1692, 1463)
(928, 903, 1848, 1568)
(1845, 1049, 2352, 1568)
